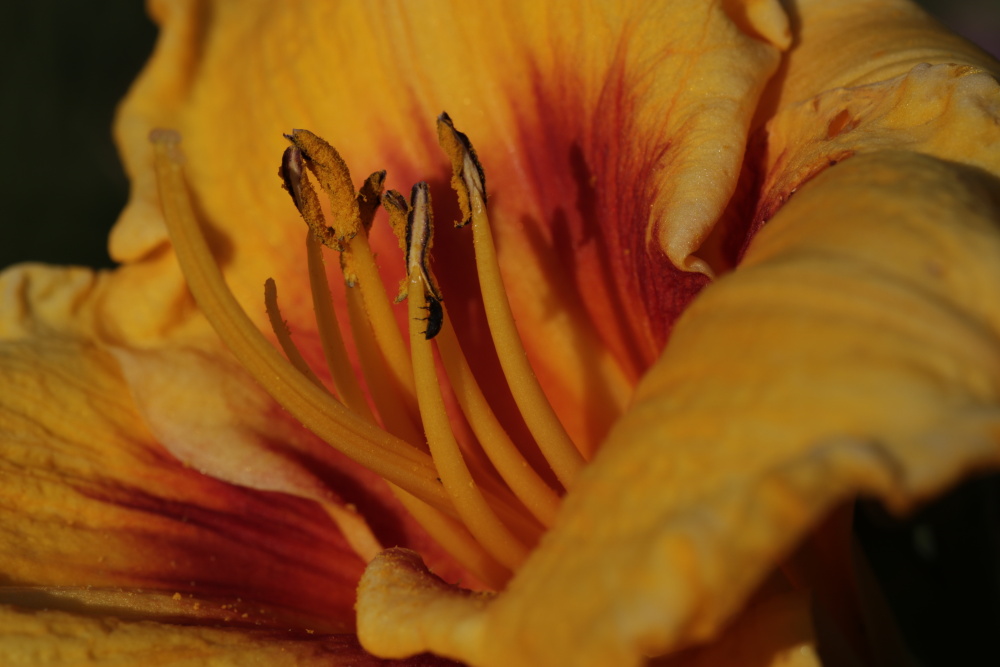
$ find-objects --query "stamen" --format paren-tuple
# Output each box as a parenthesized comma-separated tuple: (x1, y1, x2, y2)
(406, 183, 530, 570)
(288, 131, 419, 418)
(345, 285, 426, 449)
(319, 501, 384, 563)
(341, 230, 419, 408)
(285, 130, 361, 242)
(437, 114, 586, 489)
(435, 320, 561, 528)
(389, 486, 511, 589)
(304, 232, 374, 419)
(263, 277, 326, 390)
(279, 146, 342, 250)
(149, 130, 450, 514)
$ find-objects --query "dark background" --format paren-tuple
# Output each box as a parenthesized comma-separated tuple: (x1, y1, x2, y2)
(0, 1, 997, 272)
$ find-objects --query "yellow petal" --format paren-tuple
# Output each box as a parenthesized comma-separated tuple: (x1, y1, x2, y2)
(767, 0, 999, 116)
(0, 603, 452, 666)
(651, 588, 819, 667)
(757, 63, 1000, 226)
(0, 329, 367, 629)
(108, 0, 790, 445)
(358, 150, 1000, 665)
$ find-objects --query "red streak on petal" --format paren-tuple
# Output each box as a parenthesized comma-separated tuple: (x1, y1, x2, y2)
(505, 57, 713, 374)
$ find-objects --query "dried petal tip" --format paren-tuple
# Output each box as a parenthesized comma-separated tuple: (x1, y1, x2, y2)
(436, 112, 487, 227)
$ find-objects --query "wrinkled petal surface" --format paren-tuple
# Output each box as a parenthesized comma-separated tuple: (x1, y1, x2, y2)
(358, 108, 1000, 665)
(770, 0, 999, 115)
(356, 8, 1000, 667)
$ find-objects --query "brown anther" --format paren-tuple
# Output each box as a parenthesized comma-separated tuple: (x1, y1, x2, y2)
(358, 171, 387, 234)
(285, 129, 362, 240)
(407, 182, 443, 304)
(382, 189, 413, 303)
(382, 190, 411, 251)
(279, 146, 342, 251)
(436, 112, 487, 227)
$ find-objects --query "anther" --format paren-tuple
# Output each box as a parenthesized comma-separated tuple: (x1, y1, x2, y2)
(405, 183, 445, 340)
(358, 171, 387, 234)
(437, 112, 487, 227)
(279, 146, 341, 250)
(285, 129, 362, 242)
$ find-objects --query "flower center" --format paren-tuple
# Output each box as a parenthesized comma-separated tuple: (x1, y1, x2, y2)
(149, 115, 591, 589)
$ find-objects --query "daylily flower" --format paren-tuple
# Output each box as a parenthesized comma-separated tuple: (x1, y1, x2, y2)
(3, 0, 1000, 665)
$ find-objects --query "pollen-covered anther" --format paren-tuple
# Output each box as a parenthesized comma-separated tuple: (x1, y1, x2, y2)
(382, 189, 413, 303)
(279, 146, 342, 251)
(405, 184, 445, 340)
(285, 129, 362, 242)
(436, 112, 486, 227)
(357, 170, 386, 234)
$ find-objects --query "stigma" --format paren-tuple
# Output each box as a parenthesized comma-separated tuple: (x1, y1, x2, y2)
(149, 115, 589, 588)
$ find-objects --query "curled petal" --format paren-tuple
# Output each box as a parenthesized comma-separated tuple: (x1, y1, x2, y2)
(770, 0, 999, 113)
(758, 62, 1000, 225)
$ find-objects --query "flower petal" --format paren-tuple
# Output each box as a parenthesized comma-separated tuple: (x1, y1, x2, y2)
(0, 327, 367, 628)
(357, 151, 1000, 666)
(109, 1, 790, 445)
(652, 588, 819, 667)
(0, 603, 454, 666)
(768, 0, 999, 116)
(755, 63, 1000, 230)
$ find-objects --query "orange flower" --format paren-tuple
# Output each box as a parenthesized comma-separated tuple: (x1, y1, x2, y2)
(2, 1, 1000, 665)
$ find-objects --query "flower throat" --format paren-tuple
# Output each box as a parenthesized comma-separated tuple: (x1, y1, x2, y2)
(150, 114, 590, 588)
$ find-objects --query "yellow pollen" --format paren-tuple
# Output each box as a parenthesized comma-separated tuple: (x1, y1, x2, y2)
(150, 114, 585, 589)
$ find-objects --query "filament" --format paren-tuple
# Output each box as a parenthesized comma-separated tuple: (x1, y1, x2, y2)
(305, 231, 373, 419)
(438, 114, 585, 489)
(149, 130, 447, 510)
(152, 112, 609, 588)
